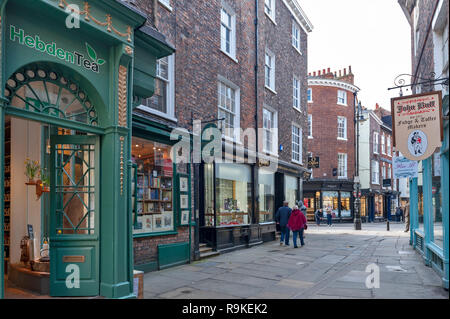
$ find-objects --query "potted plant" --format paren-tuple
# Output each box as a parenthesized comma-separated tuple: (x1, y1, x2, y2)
(24, 158, 40, 185)
(35, 168, 50, 199)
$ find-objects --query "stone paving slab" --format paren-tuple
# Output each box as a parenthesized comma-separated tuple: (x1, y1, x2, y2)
(142, 223, 449, 299)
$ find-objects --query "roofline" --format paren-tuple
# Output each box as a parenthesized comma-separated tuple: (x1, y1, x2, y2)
(282, 0, 314, 33)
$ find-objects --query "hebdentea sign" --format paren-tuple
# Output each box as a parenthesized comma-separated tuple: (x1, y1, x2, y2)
(391, 91, 443, 161)
(9, 25, 106, 74)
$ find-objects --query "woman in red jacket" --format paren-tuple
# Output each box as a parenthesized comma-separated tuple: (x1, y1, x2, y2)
(287, 205, 307, 248)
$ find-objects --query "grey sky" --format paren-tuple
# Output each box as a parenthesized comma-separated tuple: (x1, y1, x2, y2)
(300, 0, 412, 110)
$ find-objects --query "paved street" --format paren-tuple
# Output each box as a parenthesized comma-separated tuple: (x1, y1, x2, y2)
(143, 223, 449, 299)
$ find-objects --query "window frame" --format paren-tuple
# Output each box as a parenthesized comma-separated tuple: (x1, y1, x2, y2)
(337, 116, 347, 140)
(264, 0, 276, 24)
(137, 54, 176, 121)
(217, 76, 241, 141)
(265, 49, 276, 92)
(337, 90, 347, 106)
(307, 88, 313, 103)
(308, 114, 313, 139)
(292, 20, 301, 54)
(373, 132, 379, 154)
(293, 75, 301, 111)
(337, 153, 348, 179)
(371, 160, 380, 185)
(291, 123, 302, 164)
(262, 106, 278, 155)
(220, 5, 237, 60)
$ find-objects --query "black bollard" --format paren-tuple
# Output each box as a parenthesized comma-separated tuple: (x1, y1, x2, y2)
(387, 220, 390, 231)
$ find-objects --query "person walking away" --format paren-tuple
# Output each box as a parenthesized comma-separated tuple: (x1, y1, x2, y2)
(276, 201, 292, 246)
(326, 206, 333, 227)
(287, 205, 307, 248)
(315, 208, 323, 227)
(404, 203, 410, 232)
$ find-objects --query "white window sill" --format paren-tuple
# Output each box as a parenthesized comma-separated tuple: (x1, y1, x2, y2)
(293, 45, 303, 56)
(337, 137, 348, 141)
(307, 100, 313, 103)
(308, 136, 313, 139)
(220, 49, 239, 64)
(262, 150, 279, 158)
(337, 102, 348, 106)
(159, 0, 173, 12)
(293, 106, 302, 113)
(338, 176, 347, 179)
(265, 11, 277, 25)
(136, 105, 177, 123)
(222, 134, 243, 145)
(265, 85, 277, 95)
(291, 159, 303, 165)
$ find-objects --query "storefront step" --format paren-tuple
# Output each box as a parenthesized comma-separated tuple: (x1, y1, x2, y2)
(7, 263, 49, 295)
(199, 250, 220, 260)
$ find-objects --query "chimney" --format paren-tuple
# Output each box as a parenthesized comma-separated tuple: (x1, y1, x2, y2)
(349, 65, 352, 74)
(344, 68, 347, 75)
(318, 70, 321, 75)
(323, 69, 326, 74)
(376, 103, 379, 109)
(327, 68, 330, 73)
(313, 71, 316, 76)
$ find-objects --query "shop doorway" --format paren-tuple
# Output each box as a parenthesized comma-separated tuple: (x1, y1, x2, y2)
(3, 63, 102, 297)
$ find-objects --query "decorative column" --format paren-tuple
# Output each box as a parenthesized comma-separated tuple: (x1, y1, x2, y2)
(0, 98, 6, 300)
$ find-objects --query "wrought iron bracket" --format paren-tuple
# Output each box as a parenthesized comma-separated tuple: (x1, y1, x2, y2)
(387, 72, 449, 96)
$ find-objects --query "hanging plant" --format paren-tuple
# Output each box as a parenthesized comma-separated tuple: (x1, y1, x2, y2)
(24, 158, 40, 185)
(40, 168, 50, 191)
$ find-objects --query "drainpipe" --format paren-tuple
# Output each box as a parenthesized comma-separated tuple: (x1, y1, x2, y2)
(254, 0, 259, 226)
(153, 0, 159, 29)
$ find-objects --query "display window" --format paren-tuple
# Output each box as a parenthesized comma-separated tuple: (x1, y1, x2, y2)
(132, 137, 174, 234)
(374, 194, 384, 217)
(340, 192, 351, 217)
(258, 169, 275, 223)
(215, 164, 252, 226)
(322, 191, 338, 218)
(203, 164, 215, 227)
(360, 196, 367, 217)
(284, 175, 298, 208)
(303, 192, 318, 221)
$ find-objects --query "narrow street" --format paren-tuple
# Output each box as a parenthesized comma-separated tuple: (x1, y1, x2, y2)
(143, 223, 448, 299)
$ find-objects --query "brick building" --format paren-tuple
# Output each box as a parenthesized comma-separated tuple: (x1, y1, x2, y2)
(303, 67, 359, 222)
(126, 0, 313, 270)
(398, 0, 449, 289)
(358, 104, 397, 223)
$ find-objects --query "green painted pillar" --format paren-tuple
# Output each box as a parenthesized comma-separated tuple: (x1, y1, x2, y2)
(410, 177, 419, 248)
(441, 95, 449, 289)
(0, 98, 6, 299)
(422, 158, 433, 266)
(99, 128, 132, 298)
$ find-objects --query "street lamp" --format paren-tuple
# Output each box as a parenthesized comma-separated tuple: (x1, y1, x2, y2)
(354, 100, 365, 230)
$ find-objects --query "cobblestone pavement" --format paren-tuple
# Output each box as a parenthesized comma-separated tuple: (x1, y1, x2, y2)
(143, 222, 449, 299)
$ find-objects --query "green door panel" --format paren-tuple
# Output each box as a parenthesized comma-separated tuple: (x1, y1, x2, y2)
(50, 135, 99, 297)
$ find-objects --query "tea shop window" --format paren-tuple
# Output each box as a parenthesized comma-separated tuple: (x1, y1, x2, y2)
(132, 137, 174, 234)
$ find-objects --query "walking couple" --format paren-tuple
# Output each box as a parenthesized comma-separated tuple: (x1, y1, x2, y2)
(275, 201, 307, 248)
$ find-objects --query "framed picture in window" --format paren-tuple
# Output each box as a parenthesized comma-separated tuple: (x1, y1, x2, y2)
(162, 212, 173, 231)
(180, 194, 189, 209)
(153, 215, 163, 230)
(179, 177, 188, 192)
(181, 210, 190, 225)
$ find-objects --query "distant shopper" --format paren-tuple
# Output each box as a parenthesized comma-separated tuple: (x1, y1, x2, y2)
(404, 204, 410, 232)
(326, 206, 333, 227)
(315, 208, 323, 226)
(299, 203, 307, 216)
(395, 206, 403, 222)
(276, 201, 292, 246)
(287, 205, 307, 248)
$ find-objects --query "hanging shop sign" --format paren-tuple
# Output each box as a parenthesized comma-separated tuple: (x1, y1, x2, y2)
(393, 156, 418, 179)
(391, 91, 443, 161)
(307, 156, 320, 169)
(9, 25, 106, 73)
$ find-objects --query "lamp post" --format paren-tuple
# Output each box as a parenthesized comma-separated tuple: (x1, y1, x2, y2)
(354, 100, 362, 230)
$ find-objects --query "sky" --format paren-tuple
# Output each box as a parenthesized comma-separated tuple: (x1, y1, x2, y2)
(300, 0, 412, 110)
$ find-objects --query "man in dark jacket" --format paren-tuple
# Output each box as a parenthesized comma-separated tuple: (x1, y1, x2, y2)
(276, 201, 292, 246)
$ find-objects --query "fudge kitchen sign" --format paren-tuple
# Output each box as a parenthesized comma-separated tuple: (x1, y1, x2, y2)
(391, 91, 443, 161)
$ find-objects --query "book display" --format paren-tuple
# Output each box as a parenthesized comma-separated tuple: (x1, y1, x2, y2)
(3, 120, 11, 274)
(132, 138, 174, 234)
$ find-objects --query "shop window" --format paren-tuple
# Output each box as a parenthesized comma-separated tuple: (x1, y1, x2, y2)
(360, 196, 367, 217)
(5, 66, 98, 126)
(259, 169, 275, 223)
(215, 164, 252, 226)
(132, 137, 174, 234)
(284, 175, 298, 208)
(340, 192, 351, 217)
(375, 194, 384, 218)
(322, 191, 338, 218)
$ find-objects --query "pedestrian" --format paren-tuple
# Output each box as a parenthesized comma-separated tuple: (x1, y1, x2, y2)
(287, 205, 307, 248)
(404, 203, 410, 232)
(326, 206, 333, 227)
(275, 201, 292, 246)
(315, 208, 323, 227)
(395, 207, 401, 222)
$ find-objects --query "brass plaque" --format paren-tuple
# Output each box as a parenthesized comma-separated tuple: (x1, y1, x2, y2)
(63, 255, 85, 263)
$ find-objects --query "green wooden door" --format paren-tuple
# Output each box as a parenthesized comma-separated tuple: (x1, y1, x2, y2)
(49, 135, 99, 297)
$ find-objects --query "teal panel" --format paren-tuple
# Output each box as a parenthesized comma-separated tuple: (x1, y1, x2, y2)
(134, 262, 158, 273)
(158, 242, 189, 270)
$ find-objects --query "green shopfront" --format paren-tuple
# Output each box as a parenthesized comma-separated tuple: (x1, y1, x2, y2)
(0, 0, 173, 298)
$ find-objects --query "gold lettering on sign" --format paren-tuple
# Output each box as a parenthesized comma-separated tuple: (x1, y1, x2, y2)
(118, 65, 128, 127)
(63, 256, 85, 263)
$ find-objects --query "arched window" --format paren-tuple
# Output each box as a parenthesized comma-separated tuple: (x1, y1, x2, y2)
(4, 66, 98, 126)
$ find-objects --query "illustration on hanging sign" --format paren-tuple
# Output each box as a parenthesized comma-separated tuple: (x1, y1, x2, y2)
(9, 25, 106, 74)
(391, 91, 443, 161)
